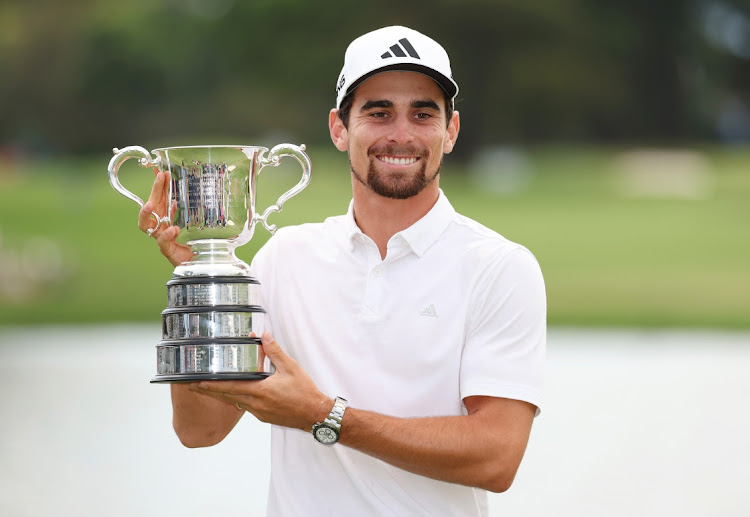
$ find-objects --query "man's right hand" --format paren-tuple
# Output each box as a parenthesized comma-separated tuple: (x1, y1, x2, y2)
(138, 170, 193, 267)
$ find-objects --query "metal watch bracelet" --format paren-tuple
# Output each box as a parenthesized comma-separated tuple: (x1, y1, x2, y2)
(327, 397, 347, 426)
(312, 396, 348, 445)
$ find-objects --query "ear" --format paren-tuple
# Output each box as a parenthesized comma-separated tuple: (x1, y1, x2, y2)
(329, 109, 349, 152)
(443, 110, 460, 154)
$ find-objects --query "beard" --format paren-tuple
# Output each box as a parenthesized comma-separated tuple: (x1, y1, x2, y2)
(350, 144, 442, 200)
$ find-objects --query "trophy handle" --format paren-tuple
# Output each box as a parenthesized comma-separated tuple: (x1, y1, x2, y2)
(256, 143, 312, 234)
(108, 146, 169, 233)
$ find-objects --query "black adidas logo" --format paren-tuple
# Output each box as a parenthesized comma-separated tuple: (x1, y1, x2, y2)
(381, 38, 420, 59)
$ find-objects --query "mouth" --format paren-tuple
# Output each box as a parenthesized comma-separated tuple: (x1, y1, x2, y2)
(376, 155, 420, 166)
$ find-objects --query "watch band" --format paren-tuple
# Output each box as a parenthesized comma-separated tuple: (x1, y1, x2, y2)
(326, 397, 348, 428)
(312, 396, 348, 445)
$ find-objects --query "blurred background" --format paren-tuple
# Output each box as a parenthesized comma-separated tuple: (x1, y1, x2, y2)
(0, 1, 748, 516)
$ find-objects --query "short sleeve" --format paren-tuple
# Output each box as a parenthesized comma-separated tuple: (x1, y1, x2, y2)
(459, 247, 546, 415)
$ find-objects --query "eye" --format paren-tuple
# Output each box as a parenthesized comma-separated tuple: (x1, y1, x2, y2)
(370, 111, 389, 118)
(414, 112, 434, 120)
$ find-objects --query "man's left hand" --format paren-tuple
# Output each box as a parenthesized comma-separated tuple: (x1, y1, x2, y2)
(190, 332, 331, 431)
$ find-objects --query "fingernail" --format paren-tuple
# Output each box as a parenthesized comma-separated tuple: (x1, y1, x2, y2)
(197, 382, 208, 390)
(261, 331, 272, 344)
(144, 201, 152, 211)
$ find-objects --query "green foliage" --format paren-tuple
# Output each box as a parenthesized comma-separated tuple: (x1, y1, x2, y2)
(0, 146, 747, 329)
(1, 1, 749, 154)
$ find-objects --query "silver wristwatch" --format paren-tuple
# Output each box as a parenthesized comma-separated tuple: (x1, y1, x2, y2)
(312, 396, 348, 445)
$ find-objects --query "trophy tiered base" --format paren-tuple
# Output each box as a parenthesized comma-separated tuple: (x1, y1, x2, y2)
(151, 275, 271, 383)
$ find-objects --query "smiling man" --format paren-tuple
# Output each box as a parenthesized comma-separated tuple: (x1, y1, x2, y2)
(141, 25, 546, 516)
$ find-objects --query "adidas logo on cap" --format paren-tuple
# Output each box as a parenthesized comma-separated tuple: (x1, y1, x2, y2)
(380, 38, 420, 59)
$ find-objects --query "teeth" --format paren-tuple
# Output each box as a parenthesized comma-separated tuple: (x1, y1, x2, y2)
(379, 156, 417, 165)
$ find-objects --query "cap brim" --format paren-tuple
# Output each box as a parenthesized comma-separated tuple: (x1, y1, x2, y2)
(345, 63, 458, 103)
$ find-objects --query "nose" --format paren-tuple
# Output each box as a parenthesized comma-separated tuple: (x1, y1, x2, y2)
(386, 114, 414, 144)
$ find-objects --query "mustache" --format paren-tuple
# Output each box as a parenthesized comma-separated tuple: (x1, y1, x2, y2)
(368, 144, 427, 158)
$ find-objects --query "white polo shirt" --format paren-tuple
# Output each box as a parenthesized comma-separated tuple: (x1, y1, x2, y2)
(250, 190, 546, 516)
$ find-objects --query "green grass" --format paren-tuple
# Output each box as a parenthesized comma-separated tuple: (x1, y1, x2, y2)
(0, 145, 748, 328)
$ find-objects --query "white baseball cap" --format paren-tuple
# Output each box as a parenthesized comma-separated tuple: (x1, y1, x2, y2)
(335, 26, 459, 109)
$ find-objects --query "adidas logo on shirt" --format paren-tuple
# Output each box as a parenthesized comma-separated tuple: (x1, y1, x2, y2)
(419, 304, 438, 317)
(381, 38, 421, 59)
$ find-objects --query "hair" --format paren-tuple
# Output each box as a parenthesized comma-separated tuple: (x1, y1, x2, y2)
(337, 88, 454, 129)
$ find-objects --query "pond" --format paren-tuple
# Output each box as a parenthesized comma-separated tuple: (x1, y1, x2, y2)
(1, 325, 747, 516)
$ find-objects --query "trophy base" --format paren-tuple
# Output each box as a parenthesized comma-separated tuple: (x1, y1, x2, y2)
(161, 306, 266, 340)
(166, 275, 261, 308)
(151, 372, 273, 383)
(155, 339, 269, 382)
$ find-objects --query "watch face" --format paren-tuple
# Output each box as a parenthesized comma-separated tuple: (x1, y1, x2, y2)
(314, 425, 338, 445)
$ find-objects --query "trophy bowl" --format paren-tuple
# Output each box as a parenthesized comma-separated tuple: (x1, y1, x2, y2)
(109, 144, 311, 277)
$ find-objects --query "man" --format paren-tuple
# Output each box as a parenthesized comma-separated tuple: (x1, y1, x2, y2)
(139, 26, 545, 516)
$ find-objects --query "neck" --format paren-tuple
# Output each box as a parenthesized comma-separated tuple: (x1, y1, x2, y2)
(351, 179, 439, 259)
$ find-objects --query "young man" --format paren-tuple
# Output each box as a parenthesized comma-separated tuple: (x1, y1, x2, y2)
(140, 26, 546, 516)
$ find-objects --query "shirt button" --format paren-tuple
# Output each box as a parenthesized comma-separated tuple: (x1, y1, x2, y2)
(372, 268, 382, 277)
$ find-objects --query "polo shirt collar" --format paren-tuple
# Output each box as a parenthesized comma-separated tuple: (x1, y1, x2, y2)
(345, 190, 455, 257)
(344, 201, 363, 252)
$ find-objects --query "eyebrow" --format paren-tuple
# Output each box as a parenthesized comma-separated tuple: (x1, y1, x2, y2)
(359, 99, 441, 112)
(411, 100, 441, 111)
(360, 100, 393, 111)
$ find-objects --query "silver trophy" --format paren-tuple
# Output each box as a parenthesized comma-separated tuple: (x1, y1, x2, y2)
(108, 145, 311, 382)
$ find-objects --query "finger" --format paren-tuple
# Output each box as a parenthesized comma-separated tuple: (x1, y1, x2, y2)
(155, 226, 190, 266)
(155, 225, 176, 251)
(194, 380, 249, 396)
(138, 200, 155, 233)
(147, 171, 169, 209)
(139, 172, 169, 234)
(260, 332, 289, 371)
(155, 221, 174, 243)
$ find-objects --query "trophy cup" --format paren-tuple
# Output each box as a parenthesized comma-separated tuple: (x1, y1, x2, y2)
(108, 144, 311, 382)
